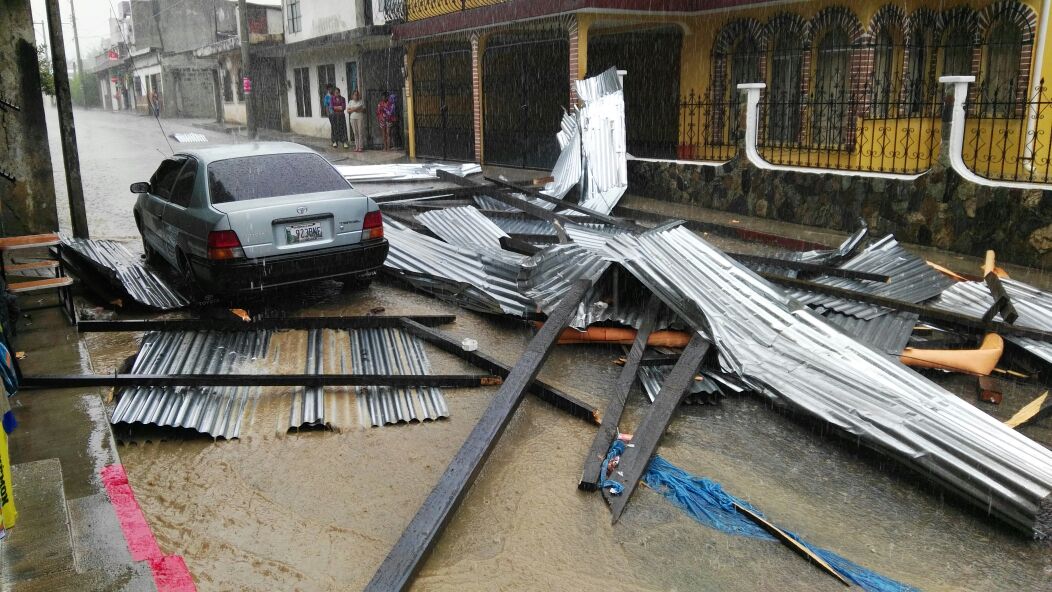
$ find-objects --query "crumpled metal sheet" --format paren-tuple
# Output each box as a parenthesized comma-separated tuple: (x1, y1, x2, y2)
(61, 237, 188, 310)
(785, 222, 868, 265)
(932, 278, 1052, 368)
(540, 110, 582, 202)
(416, 206, 509, 250)
(604, 226, 1052, 538)
(565, 68, 627, 215)
(335, 162, 482, 182)
(111, 328, 448, 437)
(384, 219, 535, 316)
(787, 235, 954, 320)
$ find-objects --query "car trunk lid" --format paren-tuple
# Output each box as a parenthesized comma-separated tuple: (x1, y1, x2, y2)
(210, 190, 369, 259)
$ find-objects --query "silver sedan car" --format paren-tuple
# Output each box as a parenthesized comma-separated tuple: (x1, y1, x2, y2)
(131, 142, 388, 296)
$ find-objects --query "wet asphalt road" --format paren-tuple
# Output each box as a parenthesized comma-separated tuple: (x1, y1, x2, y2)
(43, 104, 240, 242)
(33, 106, 1052, 590)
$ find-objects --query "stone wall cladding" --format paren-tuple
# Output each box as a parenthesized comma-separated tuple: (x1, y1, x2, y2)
(627, 156, 1052, 267)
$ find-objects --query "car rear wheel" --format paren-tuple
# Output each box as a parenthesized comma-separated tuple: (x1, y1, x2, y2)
(341, 276, 373, 292)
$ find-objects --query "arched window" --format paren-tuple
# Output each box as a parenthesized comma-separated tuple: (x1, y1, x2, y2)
(942, 26, 974, 76)
(983, 20, 1023, 116)
(812, 28, 851, 147)
(905, 27, 935, 114)
(767, 32, 803, 144)
(727, 35, 761, 141)
(872, 29, 895, 117)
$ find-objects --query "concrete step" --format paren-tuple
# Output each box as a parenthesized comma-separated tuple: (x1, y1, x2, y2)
(67, 493, 156, 591)
(0, 459, 75, 587)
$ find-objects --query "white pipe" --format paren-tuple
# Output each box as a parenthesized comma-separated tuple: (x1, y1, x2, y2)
(1025, 0, 1051, 168)
(941, 76, 1051, 190)
(736, 83, 923, 180)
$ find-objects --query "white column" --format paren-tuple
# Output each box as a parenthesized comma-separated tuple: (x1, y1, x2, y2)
(940, 75, 1051, 190)
(735, 83, 922, 180)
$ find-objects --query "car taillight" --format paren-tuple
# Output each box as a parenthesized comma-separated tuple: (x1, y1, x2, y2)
(363, 210, 383, 240)
(207, 230, 245, 260)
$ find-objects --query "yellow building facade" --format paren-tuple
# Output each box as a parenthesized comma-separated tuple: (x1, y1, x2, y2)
(392, 0, 1051, 183)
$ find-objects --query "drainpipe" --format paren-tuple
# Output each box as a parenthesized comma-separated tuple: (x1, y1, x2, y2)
(1025, 0, 1050, 170)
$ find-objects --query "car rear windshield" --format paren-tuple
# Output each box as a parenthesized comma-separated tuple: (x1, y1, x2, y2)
(207, 153, 349, 204)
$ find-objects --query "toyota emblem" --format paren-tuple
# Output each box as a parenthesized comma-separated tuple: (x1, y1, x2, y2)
(297, 206, 308, 214)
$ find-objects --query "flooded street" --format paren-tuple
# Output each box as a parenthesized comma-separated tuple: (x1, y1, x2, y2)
(74, 280, 1048, 592)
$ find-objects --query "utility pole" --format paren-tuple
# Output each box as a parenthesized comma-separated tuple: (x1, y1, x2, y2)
(44, 0, 90, 239)
(238, 0, 256, 138)
(68, 0, 88, 106)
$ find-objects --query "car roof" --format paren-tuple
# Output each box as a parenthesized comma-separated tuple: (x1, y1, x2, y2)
(174, 142, 319, 166)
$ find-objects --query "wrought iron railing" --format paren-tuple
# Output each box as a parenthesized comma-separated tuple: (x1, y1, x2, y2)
(753, 79, 943, 174)
(963, 80, 1052, 184)
(382, 0, 506, 23)
(676, 88, 740, 162)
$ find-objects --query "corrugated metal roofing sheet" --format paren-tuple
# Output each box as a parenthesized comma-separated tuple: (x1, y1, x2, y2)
(604, 226, 1052, 538)
(788, 235, 954, 319)
(335, 162, 482, 182)
(384, 219, 536, 316)
(61, 237, 189, 310)
(821, 310, 918, 357)
(932, 278, 1052, 368)
(416, 206, 509, 250)
(111, 328, 448, 437)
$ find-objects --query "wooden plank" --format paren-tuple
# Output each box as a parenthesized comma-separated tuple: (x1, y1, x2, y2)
(1005, 391, 1052, 428)
(436, 170, 578, 238)
(498, 235, 542, 256)
(579, 293, 662, 491)
(763, 272, 1052, 342)
(76, 315, 456, 332)
(5, 260, 60, 272)
(7, 276, 73, 293)
(20, 373, 501, 389)
(613, 205, 834, 252)
(484, 176, 644, 232)
(606, 333, 711, 522)
(728, 252, 890, 283)
(984, 272, 1019, 324)
(731, 502, 852, 587)
(365, 278, 599, 592)
(0, 233, 61, 251)
(399, 318, 598, 423)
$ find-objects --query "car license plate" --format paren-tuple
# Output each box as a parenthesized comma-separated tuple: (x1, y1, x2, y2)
(285, 222, 323, 244)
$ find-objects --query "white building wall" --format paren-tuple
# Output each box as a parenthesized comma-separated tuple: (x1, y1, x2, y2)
(284, 0, 362, 44)
(285, 45, 363, 138)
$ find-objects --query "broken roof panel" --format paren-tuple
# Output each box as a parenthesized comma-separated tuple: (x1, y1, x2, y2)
(61, 237, 188, 310)
(110, 328, 448, 437)
(787, 235, 954, 319)
(604, 226, 1052, 538)
(416, 206, 509, 250)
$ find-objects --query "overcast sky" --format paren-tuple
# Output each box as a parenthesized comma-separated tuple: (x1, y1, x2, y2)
(30, 0, 282, 69)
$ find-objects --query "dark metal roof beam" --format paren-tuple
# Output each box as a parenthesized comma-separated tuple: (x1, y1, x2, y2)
(21, 373, 499, 389)
(367, 278, 600, 592)
(76, 315, 456, 332)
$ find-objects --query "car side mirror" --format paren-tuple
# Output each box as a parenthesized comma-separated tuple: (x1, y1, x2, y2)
(130, 181, 150, 194)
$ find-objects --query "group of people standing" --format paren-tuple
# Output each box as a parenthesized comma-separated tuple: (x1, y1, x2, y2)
(324, 85, 399, 152)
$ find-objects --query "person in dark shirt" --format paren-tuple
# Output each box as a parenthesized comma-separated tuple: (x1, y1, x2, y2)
(330, 87, 349, 149)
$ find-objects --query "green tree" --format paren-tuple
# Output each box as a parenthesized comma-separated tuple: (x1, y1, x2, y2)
(37, 44, 55, 96)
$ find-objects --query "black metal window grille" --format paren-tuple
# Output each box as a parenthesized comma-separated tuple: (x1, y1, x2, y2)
(287, 0, 301, 33)
(293, 67, 311, 118)
(983, 21, 1023, 118)
(767, 33, 803, 145)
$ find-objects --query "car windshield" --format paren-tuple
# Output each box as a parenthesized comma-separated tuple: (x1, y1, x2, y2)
(207, 153, 349, 204)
